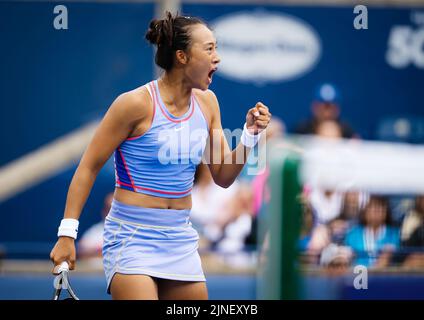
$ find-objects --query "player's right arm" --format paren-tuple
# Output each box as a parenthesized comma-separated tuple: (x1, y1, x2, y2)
(50, 88, 149, 272)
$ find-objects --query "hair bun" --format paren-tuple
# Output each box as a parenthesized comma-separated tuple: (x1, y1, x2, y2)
(145, 12, 174, 47)
(145, 19, 161, 45)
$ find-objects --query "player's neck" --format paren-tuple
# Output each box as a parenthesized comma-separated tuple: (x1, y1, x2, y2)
(159, 71, 192, 110)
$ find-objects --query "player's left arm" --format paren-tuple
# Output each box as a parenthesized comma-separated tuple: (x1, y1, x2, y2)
(203, 90, 271, 188)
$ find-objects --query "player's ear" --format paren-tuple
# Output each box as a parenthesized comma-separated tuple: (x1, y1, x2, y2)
(175, 50, 189, 65)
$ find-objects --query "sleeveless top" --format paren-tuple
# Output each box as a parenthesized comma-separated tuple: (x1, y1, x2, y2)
(114, 80, 209, 198)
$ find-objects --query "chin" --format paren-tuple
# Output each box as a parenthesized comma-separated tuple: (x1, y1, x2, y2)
(200, 84, 210, 91)
(191, 76, 211, 91)
(194, 82, 209, 91)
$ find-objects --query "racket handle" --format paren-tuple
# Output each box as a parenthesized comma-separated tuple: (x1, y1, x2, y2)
(57, 261, 69, 273)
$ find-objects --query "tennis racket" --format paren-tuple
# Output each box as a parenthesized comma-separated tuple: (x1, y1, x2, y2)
(52, 261, 79, 300)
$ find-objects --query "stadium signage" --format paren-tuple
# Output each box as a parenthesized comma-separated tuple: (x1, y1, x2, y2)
(211, 10, 321, 84)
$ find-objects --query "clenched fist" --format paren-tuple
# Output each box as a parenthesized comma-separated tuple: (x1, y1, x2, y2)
(246, 102, 271, 135)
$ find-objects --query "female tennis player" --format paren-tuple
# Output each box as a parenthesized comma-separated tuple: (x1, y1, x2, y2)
(50, 12, 271, 300)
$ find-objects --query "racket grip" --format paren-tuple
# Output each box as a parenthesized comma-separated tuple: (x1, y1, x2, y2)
(57, 261, 69, 273)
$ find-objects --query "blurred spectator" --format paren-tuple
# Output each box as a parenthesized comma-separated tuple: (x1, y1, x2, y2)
(78, 192, 113, 259)
(300, 120, 346, 263)
(305, 120, 345, 226)
(327, 191, 370, 245)
(401, 225, 424, 269)
(294, 83, 355, 138)
(390, 196, 415, 225)
(301, 191, 369, 265)
(309, 188, 344, 225)
(401, 195, 424, 243)
(299, 197, 334, 264)
(398, 195, 424, 269)
(340, 191, 369, 222)
(320, 243, 353, 276)
(345, 195, 400, 268)
(315, 119, 344, 139)
(191, 164, 253, 253)
(306, 225, 332, 264)
(191, 163, 237, 232)
(214, 181, 254, 253)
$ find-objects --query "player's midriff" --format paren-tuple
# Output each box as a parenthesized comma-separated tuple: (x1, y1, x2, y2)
(114, 187, 192, 210)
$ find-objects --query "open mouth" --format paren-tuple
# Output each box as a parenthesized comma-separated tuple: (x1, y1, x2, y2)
(208, 68, 218, 82)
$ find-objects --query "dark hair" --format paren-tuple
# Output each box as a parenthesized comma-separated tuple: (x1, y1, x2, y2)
(145, 11, 206, 71)
(358, 195, 393, 226)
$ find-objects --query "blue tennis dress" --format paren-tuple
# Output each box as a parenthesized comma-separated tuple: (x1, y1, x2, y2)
(102, 80, 209, 292)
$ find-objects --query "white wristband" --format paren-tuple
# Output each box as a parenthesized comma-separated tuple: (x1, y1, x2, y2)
(240, 123, 262, 148)
(57, 218, 79, 240)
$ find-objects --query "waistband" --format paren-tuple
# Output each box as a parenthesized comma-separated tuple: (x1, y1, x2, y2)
(107, 199, 191, 228)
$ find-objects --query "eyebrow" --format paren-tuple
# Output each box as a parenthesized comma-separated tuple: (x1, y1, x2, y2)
(204, 41, 218, 46)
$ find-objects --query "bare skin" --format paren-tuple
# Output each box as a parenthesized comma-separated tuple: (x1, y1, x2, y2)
(110, 274, 159, 300)
(157, 279, 208, 300)
(110, 274, 208, 300)
(50, 23, 271, 300)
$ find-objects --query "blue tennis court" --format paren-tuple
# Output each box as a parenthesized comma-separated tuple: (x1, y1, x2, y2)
(0, 273, 256, 300)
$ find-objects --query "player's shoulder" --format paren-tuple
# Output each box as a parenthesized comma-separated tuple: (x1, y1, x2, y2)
(193, 88, 220, 114)
(193, 89, 220, 123)
(110, 84, 152, 120)
(193, 88, 218, 103)
(117, 84, 151, 109)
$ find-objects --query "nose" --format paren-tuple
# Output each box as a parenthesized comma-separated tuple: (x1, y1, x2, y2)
(213, 51, 221, 65)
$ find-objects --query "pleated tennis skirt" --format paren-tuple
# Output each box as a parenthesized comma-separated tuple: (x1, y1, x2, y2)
(102, 199, 206, 293)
